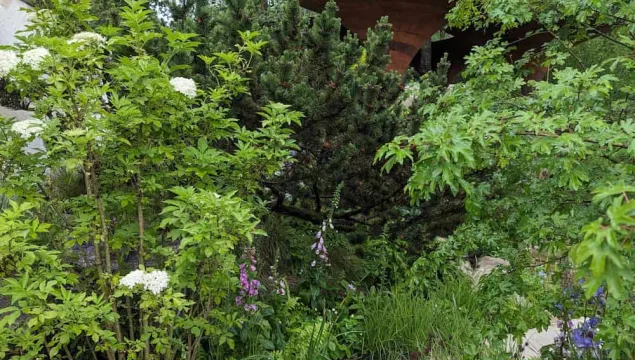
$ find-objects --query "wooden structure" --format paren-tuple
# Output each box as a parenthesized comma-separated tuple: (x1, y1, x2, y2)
(299, 0, 552, 77)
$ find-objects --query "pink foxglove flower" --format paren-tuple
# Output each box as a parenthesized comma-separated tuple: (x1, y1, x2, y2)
(237, 248, 260, 312)
(310, 221, 330, 266)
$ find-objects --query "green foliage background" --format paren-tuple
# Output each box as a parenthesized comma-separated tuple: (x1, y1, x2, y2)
(0, 0, 634, 359)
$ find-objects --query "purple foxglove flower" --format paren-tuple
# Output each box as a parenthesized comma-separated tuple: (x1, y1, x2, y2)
(237, 248, 262, 310)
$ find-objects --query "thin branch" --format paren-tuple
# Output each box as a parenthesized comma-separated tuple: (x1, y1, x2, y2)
(507, 30, 551, 47)
(583, 23, 635, 51)
(545, 27, 586, 69)
(36, 183, 51, 201)
(525, 254, 569, 269)
(591, 9, 635, 25)
(313, 182, 322, 213)
(516, 131, 629, 149)
(82, 162, 104, 274)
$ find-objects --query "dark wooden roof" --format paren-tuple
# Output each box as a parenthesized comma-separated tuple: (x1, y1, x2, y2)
(299, 0, 449, 72)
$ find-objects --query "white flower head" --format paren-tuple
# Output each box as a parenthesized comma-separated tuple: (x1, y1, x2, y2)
(11, 118, 46, 139)
(119, 269, 170, 295)
(68, 32, 106, 46)
(119, 269, 145, 289)
(21, 48, 50, 70)
(143, 270, 170, 295)
(0, 50, 20, 78)
(170, 77, 197, 99)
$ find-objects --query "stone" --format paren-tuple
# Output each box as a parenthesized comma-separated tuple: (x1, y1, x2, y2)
(460, 255, 510, 284)
(0, 0, 31, 46)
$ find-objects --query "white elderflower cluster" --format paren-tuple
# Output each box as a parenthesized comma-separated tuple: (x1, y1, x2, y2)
(143, 270, 170, 294)
(119, 269, 145, 288)
(21, 48, 50, 70)
(11, 118, 46, 139)
(68, 32, 106, 46)
(119, 269, 170, 295)
(0, 50, 20, 78)
(170, 77, 197, 98)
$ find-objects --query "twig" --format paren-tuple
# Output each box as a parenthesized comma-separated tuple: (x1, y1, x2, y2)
(583, 23, 635, 51)
(126, 297, 135, 341)
(516, 131, 628, 149)
(82, 162, 104, 274)
(544, 26, 586, 69)
(85, 149, 124, 360)
(64, 345, 75, 360)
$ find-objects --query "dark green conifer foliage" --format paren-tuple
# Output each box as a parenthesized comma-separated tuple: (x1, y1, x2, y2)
(176, 0, 412, 228)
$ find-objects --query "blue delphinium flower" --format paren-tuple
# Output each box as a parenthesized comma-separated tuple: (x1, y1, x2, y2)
(571, 318, 602, 350)
(588, 316, 600, 328)
(572, 328, 595, 348)
(594, 286, 604, 297)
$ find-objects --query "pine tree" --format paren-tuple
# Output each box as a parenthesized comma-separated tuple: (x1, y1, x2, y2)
(181, 0, 419, 230)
